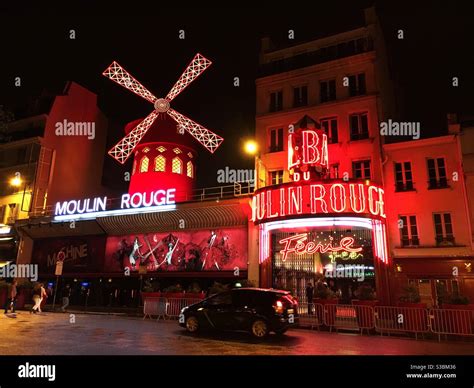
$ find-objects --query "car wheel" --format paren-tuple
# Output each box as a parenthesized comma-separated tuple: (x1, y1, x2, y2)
(275, 328, 288, 335)
(185, 316, 200, 334)
(251, 319, 269, 338)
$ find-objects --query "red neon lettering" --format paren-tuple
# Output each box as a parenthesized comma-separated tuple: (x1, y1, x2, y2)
(302, 131, 319, 164)
(330, 183, 346, 212)
(310, 184, 328, 214)
(350, 183, 366, 213)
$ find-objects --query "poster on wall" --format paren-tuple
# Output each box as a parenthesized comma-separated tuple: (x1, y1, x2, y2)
(34, 236, 106, 274)
(104, 228, 248, 273)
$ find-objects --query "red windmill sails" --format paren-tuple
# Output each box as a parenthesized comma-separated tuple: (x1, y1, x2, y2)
(103, 53, 224, 164)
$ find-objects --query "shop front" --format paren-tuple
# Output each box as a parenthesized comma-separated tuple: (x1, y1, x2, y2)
(252, 180, 389, 304)
(250, 116, 390, 304)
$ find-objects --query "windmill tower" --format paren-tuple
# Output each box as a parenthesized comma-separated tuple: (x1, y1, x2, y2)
(103, 53, 223, 201)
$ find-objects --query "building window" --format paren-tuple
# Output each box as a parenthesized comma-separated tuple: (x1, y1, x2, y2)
(187, 161, 193, 178)
(173, 148, 182, 154)
(427, 158, 448, 189)
(269, 128, 284, 152)
(350, 112, 369, 140)
(394, 162, 414, 191)
(154, 155, 166, 172)
(348, 73, 366, 96)
(293, 86, 308, 107)
(434, 213, 454, 245)
(142, 147, 150, 153)
(157, 146, 166, 153)
(269, 90, 283, 112)
(172, 157, 183, 174)
(187, 152, 193, 158)
(269, 170, 283, 185)
(320, 118, 338, 144)
(352, 160, 371, 179)
(320, 79, 336, 103)
(329, 163, 339, 179)
(140, 156, 149, 173)
(399, 215, 419, 246)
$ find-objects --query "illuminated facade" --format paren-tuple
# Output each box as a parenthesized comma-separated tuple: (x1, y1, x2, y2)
(249, 9, 396, 304)
(249, 10, 474, 306)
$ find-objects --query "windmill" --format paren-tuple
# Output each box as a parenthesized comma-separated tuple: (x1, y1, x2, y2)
(103, 53, 224, 164)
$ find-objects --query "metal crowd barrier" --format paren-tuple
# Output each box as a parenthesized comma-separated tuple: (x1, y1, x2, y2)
(325, 304, 375, 334)
(430, 308, 474, 340)
(297, 303, 324, 330)
(374, 306, 429, 339)
(143, 297, 202, 320)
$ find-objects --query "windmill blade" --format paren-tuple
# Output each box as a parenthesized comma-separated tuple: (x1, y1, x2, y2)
(165, 53, 212, 102)
(167, 108, 223, 153)
(108, 110, 159, 164)
(103, 61, 157, 104)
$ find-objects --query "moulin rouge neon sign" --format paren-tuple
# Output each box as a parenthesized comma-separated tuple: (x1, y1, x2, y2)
(251, 181, 385, 223)
(279, 233, 362, 262)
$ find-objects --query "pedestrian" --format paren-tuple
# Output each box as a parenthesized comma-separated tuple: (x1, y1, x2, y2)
(4, 279, 18, 314)
(31, 283, 47, 314)
(306, 282, 314, 315)
(31, 283, 42, 314)
(61, 284, 71, 312)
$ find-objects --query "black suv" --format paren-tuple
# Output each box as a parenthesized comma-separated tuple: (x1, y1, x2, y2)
(179, 288, 298, 338)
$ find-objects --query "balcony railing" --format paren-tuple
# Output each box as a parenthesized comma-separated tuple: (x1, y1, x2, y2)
(436, 236, 455, 246)
(29, 182, 255, 218)
(401, 237, 420, 247)
(428, 179, 449, 190)
(395, 182, 415, 192)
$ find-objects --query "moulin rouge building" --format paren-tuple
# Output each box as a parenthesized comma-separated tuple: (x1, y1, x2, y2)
(248, 8, 474, 306)
(11, 8, 474, 307)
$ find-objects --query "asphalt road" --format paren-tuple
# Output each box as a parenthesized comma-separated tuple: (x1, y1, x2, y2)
(1, 312, 474, 355)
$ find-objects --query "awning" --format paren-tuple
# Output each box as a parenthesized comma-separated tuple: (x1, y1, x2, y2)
(17, 198, 249, 239)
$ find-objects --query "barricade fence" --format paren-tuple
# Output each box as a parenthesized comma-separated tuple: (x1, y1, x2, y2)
(143, 297, 202, 320)
(293, 302, 474, 339)
(144, 297, 474, 339)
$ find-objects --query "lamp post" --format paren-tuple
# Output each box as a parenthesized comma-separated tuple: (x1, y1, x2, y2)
(243, 140, 266, 190)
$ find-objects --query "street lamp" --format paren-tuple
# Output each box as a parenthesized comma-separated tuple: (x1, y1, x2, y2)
(244, 140, 258, 156)
(243, 140, 267, 190)
(10, 176, 22, 188)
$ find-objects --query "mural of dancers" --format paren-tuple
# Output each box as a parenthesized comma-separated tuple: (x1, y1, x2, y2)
(106, 228, 247, 273)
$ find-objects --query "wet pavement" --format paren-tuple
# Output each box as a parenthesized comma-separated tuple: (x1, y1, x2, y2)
(1, 312, 474, 355)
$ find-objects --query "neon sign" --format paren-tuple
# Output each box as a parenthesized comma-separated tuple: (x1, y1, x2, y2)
(288, 129, 328, 180)
(54, 189, 176, 221)
(279, 233, 362, 262)
(251, 181, 385, 223)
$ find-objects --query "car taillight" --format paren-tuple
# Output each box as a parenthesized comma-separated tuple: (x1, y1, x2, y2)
(273, 300, 284, 314)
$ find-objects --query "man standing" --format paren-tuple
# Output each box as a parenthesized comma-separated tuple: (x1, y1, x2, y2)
(4, 279, 18, 314)
(306, 282, 314, 315)
(61, 284, 71, 312)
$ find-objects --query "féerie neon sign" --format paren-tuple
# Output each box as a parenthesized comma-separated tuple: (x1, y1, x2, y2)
(279, 233, 362, 262)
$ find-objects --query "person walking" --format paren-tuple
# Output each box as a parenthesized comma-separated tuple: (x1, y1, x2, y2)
(4, 279, 18, 314)
(306, 282, 314, 315)
(61, 284, 71, 312)
(31, 283, 47, 314)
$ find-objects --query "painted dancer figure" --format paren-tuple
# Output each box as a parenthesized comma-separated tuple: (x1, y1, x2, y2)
(201, 231, 220, 271)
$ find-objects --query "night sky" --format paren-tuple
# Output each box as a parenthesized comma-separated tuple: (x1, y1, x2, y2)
(1, 1, 472, 189)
